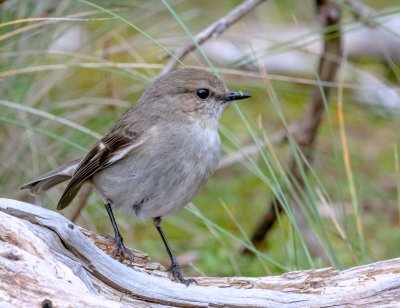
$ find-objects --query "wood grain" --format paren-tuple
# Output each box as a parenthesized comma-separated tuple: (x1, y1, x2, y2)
(0, 198, 399, 307)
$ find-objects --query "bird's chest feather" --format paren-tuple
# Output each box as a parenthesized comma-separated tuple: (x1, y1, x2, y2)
(178, 124, 221, 174)
(92, 123, 221, 217)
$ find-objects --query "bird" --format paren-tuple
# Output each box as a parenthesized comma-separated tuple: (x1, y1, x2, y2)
(21, 68, 251, 285)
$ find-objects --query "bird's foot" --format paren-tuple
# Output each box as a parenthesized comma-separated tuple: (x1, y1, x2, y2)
(105, 234, 135, 264)
(169, 262, 197, 286)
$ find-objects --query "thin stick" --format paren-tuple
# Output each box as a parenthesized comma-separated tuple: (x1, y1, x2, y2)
(341, 0, 377, 26)
(159, 0, 267, 76)
(70, 184, 92, 222)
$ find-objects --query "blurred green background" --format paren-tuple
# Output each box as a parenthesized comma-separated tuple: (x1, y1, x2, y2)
(1, 0, 400, 277)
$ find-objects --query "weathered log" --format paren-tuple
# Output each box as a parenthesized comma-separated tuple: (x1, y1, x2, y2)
(0, 198, 399, 307)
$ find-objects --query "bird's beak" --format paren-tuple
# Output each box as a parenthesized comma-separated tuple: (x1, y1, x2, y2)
(224, 91, 251, 102)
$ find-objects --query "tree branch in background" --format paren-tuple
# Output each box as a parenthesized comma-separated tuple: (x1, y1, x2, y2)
(342, 0, 377, 26)
(70, 184, 92, 222)
(217, 0, 384, 171)
(242, 0, 342, 256)
(158, 0, 267, 76)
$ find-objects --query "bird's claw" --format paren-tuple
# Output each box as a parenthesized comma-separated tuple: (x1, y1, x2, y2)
(169, 262, 197, 286)
(107, 234, 135, 264)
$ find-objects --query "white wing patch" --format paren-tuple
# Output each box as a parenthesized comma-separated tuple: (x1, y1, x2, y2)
(107, 127, 158, 165)
(108, 139, 146, 164)
(61, 163, 78, 176)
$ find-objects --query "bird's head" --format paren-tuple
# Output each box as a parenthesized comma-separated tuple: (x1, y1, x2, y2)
(138, 68, 251, 127)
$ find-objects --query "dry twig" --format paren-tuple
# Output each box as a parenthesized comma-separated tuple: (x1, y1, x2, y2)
(341, 0, 377, 26)
(158, 0, 267, 76)
(70, 184, 92, 222)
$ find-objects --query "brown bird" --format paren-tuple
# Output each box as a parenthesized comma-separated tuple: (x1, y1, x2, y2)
(21, 68, 251, 285)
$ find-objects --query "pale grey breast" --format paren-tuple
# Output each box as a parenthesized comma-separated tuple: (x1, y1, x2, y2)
(91, 122, 221, 218)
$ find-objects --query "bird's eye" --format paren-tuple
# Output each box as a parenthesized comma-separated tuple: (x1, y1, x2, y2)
(196, 88, 209, 99)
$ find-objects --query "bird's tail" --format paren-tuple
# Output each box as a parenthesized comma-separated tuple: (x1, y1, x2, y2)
(20, 159, 80, 195)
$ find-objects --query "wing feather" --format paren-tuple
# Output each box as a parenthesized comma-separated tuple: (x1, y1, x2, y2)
(57, 131, 146, 210)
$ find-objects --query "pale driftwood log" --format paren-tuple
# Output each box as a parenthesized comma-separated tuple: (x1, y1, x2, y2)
(0, 198, 400, 307)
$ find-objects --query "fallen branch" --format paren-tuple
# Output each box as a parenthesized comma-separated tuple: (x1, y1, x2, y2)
(158, 0, 267, 76)
(1, 198, 400, 307)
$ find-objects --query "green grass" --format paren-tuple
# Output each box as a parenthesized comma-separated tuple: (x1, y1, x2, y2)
(1, 0, 400, 278)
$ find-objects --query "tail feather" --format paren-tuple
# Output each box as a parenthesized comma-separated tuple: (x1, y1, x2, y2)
(20, 159, 80, 195)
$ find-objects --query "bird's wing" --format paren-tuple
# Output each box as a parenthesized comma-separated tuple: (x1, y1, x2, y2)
(57, 130, 148, 210)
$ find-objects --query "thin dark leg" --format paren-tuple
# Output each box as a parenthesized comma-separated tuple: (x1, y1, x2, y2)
(153, 217, 196, 286)
(105, 203, 134, 264)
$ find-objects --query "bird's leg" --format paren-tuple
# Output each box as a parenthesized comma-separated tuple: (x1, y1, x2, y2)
(105, 203, 134, 264)
(153, 217, 196, 286)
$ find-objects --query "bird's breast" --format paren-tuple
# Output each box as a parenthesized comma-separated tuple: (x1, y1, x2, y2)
(92, 122, 221, 218)
(187, 124, 221, 166)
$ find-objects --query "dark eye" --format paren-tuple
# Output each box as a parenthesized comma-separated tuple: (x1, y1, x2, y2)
(196, 88, 209, 99)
